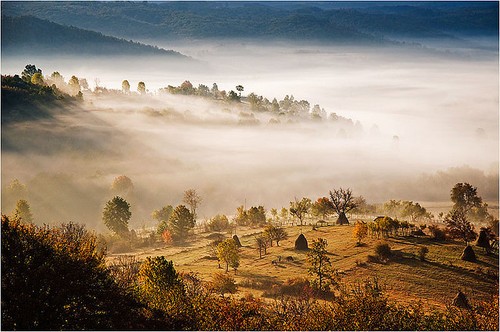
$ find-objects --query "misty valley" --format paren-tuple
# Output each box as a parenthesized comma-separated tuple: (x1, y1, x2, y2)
(1, 1, 499, 331)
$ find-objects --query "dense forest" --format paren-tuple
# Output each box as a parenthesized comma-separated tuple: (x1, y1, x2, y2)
(1, 15, 187, 56)
(2, 1, 498, 42)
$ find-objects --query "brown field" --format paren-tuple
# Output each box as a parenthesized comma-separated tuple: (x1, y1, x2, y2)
(108, 219, 499, 311)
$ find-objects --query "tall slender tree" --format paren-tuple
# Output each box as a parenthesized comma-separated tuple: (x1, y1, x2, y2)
(183, 189, 202, 220)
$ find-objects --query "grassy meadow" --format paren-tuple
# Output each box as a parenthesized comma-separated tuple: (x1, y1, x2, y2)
(108, 217, 499, 310)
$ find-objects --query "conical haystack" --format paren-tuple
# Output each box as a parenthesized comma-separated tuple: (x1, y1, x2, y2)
(336, 212, 349, 225)
(232, 234, 242, 247)
(461, 245, 476, 262)
(452, 291, 471, 309)
(294, 233, 308, 250)
(476, 229, 491, 250)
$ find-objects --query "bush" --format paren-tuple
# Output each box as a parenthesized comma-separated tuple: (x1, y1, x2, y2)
(374, 243, 392, 262)
(418, 246, 429, 261)
(428, 225, 447, 241)
(207, 214, 230, 232)
(1, 216, 145, 330)
(210, 272, 237, 296)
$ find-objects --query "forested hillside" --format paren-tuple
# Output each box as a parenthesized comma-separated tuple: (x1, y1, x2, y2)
(1, 15, 186, 57)
(1, 1, 497, 42)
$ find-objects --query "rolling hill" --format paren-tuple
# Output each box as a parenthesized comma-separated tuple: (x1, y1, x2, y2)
(1, 15, 187, 57)
(1, 1, 498, 44)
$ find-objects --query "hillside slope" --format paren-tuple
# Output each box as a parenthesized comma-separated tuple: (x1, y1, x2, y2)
(1, 1, 498, 43)
(1, 15, 186, 57)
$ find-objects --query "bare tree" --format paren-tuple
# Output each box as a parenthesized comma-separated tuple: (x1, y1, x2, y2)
(183, 189, 202, 220)
(255, 235, 269, 258)
(329, 188, 358, 225)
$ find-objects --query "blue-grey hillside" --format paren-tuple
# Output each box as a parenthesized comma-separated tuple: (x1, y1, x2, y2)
(1, 15, 187, 57)
(1, 1, 498, 44)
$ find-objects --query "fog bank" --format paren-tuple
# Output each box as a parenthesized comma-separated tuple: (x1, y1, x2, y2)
(2, 43, 498, 229)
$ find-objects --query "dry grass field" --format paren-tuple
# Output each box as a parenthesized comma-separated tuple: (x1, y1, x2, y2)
(109, 220, 498, 311)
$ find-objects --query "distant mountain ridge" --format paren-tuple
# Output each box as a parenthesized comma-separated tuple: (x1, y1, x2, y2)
(1, 1, 498, 44)
(1, 15, 187, 57)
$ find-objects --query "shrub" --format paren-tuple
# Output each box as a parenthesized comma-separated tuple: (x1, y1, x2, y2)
(428, 225, 447, 241)
(207, 214, 230, 232)
(374, 243, 392, 262)
(418, 246, 429, 261)
(210, 272, 237, 296)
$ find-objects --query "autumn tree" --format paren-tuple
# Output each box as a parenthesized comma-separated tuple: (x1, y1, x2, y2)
(183, 189, 202, 220)
(289, 197, 312, 226)
(13, 199, 34, 223)
(111, 175, 134, 196)
(451, 183, 483, 214)
(307, 238, 336, 292)
(31, 72, 44, 85)
(152, 205, 174, 234)
(217, 239, 240, 272)
(207, 214, 230, 232)
(329, 188, 358, 225)
(445, 209, 477, 245)
(49, 71, 65, 88)
(353, 221, 368, 245)
(234, 205, 249, 225)
(247, 206, 266, 225)
(311, 197, 334, 220)
(264, 224, 288, 246)
(208, 233, 225, 268)
(137, 256, 186, 312)
(400, 201, 432, 223)
(280, 207, 289, 224)
(168, 205, 195, 242)
(255, 235, 269, 258)
(122, 80, 130, 94)
(6, 179, 28, 198)
(270, 208, 279, 222)
(68, 75, 80, 95)
(102, 196, 131, 236)
(1, 217, 143, 330)
(21, 64, 41, 82)
(351, 196, 376, 217)
(137, 81, 146, 94)
(4, 179, 28, 212)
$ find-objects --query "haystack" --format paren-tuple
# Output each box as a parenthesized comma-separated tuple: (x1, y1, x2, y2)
(336, 212, 349, 225)
(232, 234, 242, 247)
(452, 291, 471, 309)
(294, 233, 308, 250)
(461, 245, 476, 262)
(476, 229, 491, 250)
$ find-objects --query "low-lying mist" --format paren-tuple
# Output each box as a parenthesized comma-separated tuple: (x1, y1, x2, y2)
(2, 42, 498, 231)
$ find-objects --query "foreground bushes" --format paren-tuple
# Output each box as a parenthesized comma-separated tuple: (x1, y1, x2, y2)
(1, 216, 176, 330)
(2, 216, 498, 331)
